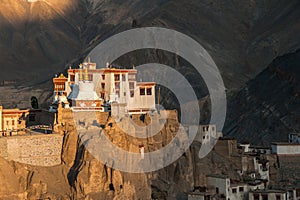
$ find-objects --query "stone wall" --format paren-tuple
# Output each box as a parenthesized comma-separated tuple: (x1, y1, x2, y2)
(0, 133, 63, 166)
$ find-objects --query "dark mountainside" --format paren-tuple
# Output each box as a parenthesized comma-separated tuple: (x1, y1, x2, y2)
(1, 0, 300, 106)
(1, 0, 300, 143)
(224, 49, 300, 145)
(0, 1, 300, 199)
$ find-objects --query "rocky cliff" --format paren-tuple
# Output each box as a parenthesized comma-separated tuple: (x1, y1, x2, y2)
(0, 108, 251, 200)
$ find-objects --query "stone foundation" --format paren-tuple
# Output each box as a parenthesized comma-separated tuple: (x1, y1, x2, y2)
(0, 133, 63, 166)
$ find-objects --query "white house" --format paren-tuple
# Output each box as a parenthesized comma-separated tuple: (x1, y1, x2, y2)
(271, 143, 300, 155)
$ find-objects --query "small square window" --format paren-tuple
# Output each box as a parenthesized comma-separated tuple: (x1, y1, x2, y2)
(114, 74, 120, 81)
(146, 88, 152, 95)
(129, 82, 134, 89)
(140, 88, 145, 95)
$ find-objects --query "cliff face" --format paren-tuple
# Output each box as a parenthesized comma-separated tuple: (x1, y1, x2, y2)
(0, 109, 250, 199)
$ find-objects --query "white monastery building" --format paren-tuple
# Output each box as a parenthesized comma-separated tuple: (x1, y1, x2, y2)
(52, 59, 156, 114)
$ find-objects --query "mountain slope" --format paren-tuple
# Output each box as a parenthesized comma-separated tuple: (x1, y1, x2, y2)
(224, 49, 300, 145)
(0, 1, 300, 100)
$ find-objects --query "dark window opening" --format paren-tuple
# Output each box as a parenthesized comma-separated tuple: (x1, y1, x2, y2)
(147, 88, 152, 95)
(232, 188, 237, 193)
(122, 74, 126, 81)
(102, 74, 105, 80)
(114, 74, 120, 81)
(130, 91, 134, 97)
(239, 187, 244, 192)
(262, 194, 268, 200)
(140, 88, 145, 95)
(109, 183, 115, 191)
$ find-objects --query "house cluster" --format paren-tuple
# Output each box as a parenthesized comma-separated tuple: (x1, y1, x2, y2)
(0, 106, 54, 136)
(52, 59, 156, 116)
(188, 133, 300, 200)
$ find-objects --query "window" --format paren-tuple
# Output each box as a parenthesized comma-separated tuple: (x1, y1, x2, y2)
(146, 88, 152, 95)
(12, 120, 14, 126)
(129, 82, 134, 89)
(122, 74, 126, 81)
(130, 91, 134, 97)
(140, 88, 145, 95)
(70, 75, 75, 82)
(102, 74, 105, 80)
(253, 194, 260, 200)
(88, 74, 93, 81)
(232, 188, 237, 193)
(262, 194, 268, 200)
(6, 121, 9, 125)
(239, 187, 244, 192)
(276, 195, 281, 200)
(115, 82, 120, 89)
(124, 92, 126, 96)
(101, 83, 105, 89)
(114, 74, 120, 81)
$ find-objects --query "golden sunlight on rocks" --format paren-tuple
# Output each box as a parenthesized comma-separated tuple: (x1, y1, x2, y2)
(0, 0, 78, 27)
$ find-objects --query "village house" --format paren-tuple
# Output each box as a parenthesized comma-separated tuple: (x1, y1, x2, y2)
(271, 142, 300, 155)
(0, 106, 28, 136)
(248, 189, 297, 200)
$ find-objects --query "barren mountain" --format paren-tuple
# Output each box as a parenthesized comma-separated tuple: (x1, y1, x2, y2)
(224, 49, 300, 145)
(1, 0, 300, 108)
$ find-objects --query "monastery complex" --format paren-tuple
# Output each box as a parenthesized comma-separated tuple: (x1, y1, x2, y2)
(52, 59, 156, 115)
